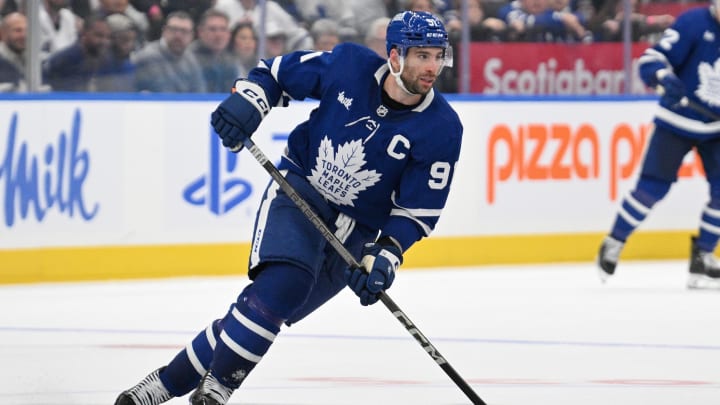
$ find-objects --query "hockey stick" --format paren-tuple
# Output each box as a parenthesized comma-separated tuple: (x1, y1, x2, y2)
(238, 137, 486, 405)
(657, 86, 720, 121)
(679, 97, 720, 122)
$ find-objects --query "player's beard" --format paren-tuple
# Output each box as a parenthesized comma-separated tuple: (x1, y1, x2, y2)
(400, 70, 435, 95)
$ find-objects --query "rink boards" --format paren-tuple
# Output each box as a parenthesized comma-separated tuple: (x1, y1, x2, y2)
(0, 94, 707, 283)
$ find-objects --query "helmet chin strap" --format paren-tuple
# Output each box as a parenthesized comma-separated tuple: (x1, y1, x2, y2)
(387, 55, 417, 96)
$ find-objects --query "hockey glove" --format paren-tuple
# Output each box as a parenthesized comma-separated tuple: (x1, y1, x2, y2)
(345, 237, 402, 306)
(656, 69, 685, 106)
(211, 79, 270, 152)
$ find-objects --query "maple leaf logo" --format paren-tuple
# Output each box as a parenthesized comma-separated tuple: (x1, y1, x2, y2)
(308, 136, 381, 207)
(695, 61, 720, 107)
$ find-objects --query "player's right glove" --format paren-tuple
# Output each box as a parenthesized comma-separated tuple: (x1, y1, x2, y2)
(656, 69, 685, 106)
(211, 79, 270, 152)
(345, 237, 402, 306)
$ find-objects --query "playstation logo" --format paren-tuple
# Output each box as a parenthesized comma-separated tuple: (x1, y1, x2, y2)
(182, 125, 253, 215)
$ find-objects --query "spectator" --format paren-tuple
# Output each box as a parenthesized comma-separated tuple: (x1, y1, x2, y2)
(189, 9, 238, 93)
(294, 0, 354, 25)
(406, 0, 463, 33)
(589, 0, 674, 42)
(309, 18, 340, 51)
(140, 1, 215, 42)
(347, 0, 387, 39)
(445, 0, 507, 42)
(70, 0, 92, 19)
(294, 0, 358, 41)
(364, 16, 389, 57)
(95, 0, 150, 48)
(0, 0, 18, 16)
(132, 10, 207, 92)
(228, 21, 258, 77)
(404, 0, 436, 13)
(40, 0, 82, 60)
(213, 0, 312, 52)
(572, 0, 597, 23)
(274, 0, 304, 22)
(0, 12, 26, 91)
(96, 12, 137, 92)
(547, 0, 592, 42)
(157, 0, 215, 23)
(43, 14, 112, 91)
(385, 0, 405, 17)
(127, 0, 165, 41)
(263, 20, 288, 58)
(498, 0, 541, 41)
(498, 0, 589, 42)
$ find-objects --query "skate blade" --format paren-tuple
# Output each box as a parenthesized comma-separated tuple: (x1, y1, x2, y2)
(596, 265, 612, 284)
(687, 274, 720, 290)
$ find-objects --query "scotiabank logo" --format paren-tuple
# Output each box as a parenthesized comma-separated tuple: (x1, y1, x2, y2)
(469, 43, 651, 95)
(483, 58, 649, 95)
(486, 122, 704, 204)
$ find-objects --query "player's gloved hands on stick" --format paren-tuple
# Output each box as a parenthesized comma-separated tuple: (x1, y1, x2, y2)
(211, 79, 270, 152)
(656, 69, 686, 106)
(345, 237, 402, 306)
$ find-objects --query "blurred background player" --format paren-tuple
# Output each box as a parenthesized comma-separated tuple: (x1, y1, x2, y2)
(597, 0, 720, 290)
(115, 10, 462, 405)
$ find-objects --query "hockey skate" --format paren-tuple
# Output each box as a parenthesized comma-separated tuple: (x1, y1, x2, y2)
(596, 236, 624, 283)
(189, 371, 235, 405)
(115, 367, 173, 405)
(687, 236, 720, 289)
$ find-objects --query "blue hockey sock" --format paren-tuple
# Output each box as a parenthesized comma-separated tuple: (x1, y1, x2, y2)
(610, 190, 653, 242)
(610, 176, 671, 241)
(160, 319, 221, 396)
(697, 203, 720, 252)
(209, 265, 315, 389)
(209, 297, 281, 389)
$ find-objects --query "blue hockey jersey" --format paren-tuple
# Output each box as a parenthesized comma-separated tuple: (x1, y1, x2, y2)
(246, 43, 464, 251)
(638, 6, 720, 139)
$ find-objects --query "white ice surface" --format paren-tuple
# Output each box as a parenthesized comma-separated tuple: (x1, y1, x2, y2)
(1, 260, 719, 405)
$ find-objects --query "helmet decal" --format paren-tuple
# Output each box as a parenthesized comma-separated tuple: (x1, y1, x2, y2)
(385, 11, 449, 57)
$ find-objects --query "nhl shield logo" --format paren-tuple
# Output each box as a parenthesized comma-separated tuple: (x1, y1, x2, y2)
(376, 105, 388, 117)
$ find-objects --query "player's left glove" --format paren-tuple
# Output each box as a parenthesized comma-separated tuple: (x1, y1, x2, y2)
(211, 79, 270, 152)
(345, 237, 402, 306)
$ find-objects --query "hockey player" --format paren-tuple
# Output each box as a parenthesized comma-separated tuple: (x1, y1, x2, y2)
(597, 1, 720, 289)
(115, 10, 462, 405)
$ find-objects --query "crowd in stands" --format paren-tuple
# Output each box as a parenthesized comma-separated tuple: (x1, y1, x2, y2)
(0, 0, 700, 93)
